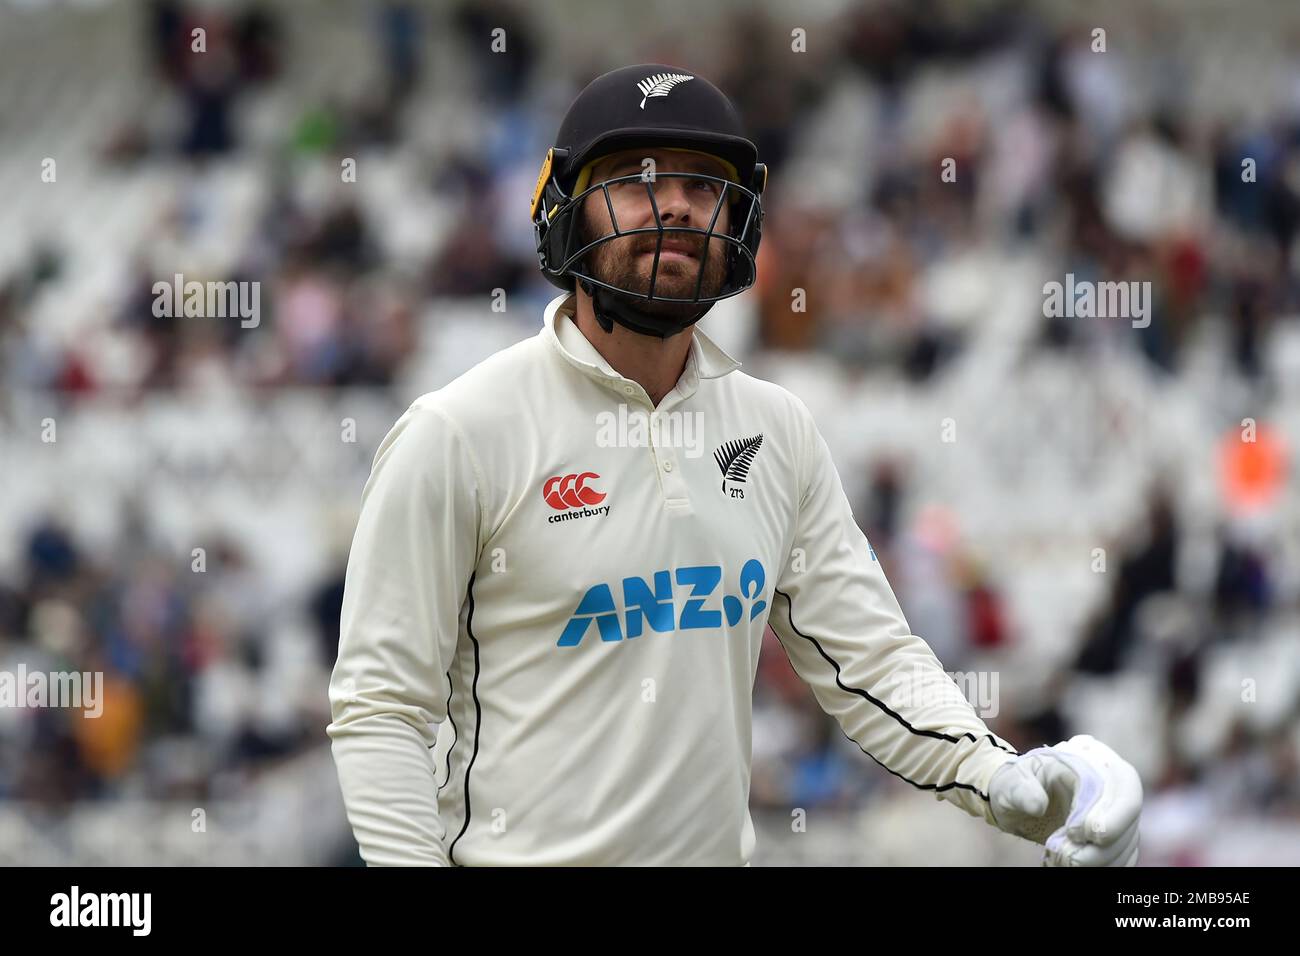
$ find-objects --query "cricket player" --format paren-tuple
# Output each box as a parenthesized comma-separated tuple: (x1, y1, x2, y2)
(326, 64, 1143, 866)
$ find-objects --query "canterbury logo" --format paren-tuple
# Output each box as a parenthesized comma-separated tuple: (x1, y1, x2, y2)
(714, 434, 763, 482)
(636, 72, 693, 109)
(543, 472, 607, 510)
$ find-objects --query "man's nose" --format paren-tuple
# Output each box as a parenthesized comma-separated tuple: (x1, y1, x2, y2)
(653, 178, 693, 224)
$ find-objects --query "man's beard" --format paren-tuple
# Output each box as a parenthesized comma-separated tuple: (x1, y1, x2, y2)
(576, 215, 730, 320)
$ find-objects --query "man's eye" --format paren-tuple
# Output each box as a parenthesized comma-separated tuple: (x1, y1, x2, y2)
(691, 178, 720, 193)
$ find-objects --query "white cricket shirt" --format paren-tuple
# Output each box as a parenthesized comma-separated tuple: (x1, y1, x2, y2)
(326, 291, 1019, 866)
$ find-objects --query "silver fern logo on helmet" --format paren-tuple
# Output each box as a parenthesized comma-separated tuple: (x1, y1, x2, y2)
(636, 72, 694, 109)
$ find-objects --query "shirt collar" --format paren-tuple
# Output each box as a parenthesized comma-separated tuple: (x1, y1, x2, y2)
(541, 292, 741, 394)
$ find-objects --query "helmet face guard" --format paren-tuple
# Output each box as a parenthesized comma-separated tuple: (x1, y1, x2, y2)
(531, 64, 767, 337)
(534, 160, 766, 308)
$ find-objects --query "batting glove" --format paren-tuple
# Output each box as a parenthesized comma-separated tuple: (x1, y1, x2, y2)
(988, 734, 1143, 867)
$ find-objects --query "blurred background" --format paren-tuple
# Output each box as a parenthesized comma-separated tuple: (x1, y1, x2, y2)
(1, 0, 1298, 865)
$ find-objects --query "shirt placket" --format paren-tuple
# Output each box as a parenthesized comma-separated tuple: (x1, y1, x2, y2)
(602, 371, 695, 512)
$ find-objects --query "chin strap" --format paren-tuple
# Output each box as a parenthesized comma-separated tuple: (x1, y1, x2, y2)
(579, 278, 713, 338)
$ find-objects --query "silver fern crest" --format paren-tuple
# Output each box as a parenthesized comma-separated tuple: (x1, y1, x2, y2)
(636, 72, 694, 109)
(715, 434, 763, 483)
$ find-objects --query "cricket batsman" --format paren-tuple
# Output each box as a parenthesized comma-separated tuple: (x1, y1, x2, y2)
(326, 64, 1143, 866)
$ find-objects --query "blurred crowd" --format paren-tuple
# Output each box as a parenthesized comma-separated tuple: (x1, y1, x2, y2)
(0, 507, 340, 808)
(7, 2, 1298, 392)
(1, 0, 1298, 863)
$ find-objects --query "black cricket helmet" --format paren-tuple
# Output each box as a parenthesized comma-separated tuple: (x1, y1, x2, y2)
(531, 64, 768, 337)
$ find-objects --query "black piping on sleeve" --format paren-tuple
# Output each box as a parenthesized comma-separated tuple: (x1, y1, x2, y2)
(772, 586, 1019, 803)
(447, 573, 483, 865)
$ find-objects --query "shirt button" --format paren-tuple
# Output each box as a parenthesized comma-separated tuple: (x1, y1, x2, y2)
(662, 460, 674, 472)
(623, 385, 635, 395)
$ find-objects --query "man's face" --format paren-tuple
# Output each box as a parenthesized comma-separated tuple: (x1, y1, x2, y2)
(577, 148, 734, 317)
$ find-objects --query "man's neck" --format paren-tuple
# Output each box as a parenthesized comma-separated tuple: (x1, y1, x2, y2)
(571, 294, 693, 407)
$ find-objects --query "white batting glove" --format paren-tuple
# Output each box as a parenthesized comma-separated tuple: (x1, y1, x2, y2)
(988, 734, 1143, 867)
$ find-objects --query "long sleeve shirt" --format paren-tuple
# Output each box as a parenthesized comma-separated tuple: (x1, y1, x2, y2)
(326, 291, 1019, 865)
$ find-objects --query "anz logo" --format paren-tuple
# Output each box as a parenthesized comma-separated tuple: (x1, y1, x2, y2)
(558, 559, 768, 647)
